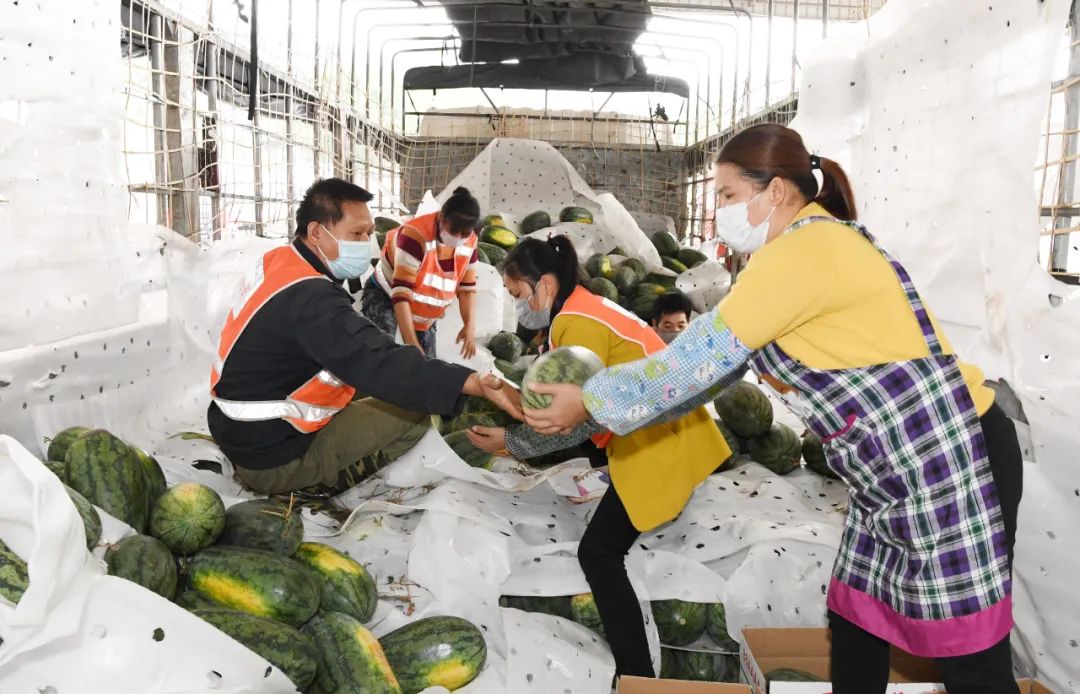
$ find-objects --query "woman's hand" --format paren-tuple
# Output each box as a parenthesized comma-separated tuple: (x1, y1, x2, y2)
(466, 426, 509, 455)
(522, 383, 588, 434)
(456, 324, 477, 359)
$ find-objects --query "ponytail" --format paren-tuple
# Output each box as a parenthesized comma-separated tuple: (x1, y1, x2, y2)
(814, 157, 857, 221)
(440, 186, 481, 233)
(502, 234, 584, 316)
(546, 235, 583, 316)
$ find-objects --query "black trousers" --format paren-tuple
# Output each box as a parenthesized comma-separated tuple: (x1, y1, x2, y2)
(578, 484, 654, 678)
(830, 403, 1024, 694)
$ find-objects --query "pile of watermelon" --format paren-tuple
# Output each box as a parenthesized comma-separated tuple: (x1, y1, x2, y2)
(5, 425, 490, 694)
(713, 381, 841, 480)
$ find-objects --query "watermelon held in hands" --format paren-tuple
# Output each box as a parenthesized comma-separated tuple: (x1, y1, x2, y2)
(0, 537, 29, 606)
(521, 346, 605, 411)
(65, 429, 150, 533)
(149, 482, 226, 555)
(652, 599, 707, 646)
(520, 210, 552, 235)
(651, 231, 680, 257)
(570, 592, 605, 638)
(585, 253, 614, 280)
(488, 332, 526, 362)
(304, 611, 403, 694)
(63, 483, 102, 550)
(219, 499, 303, 556)
(714, 382, 773, 439)
(294, 542, 379, 624)
(559, 206, 594, 224)
(185, 546, 321, 626)
(192, 607, 320, 690)
(379, 615, 487, 693)
(46, 426, 89, 462)
(105, 535, 178, 600)
(749, 423, 802, 476)
(705, 602, 739, 651)
(802, 432, 839, 479)
(443, 431, 496, 470)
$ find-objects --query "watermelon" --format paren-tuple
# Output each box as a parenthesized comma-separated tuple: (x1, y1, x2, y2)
(651, 231, 680, 257)
(106, 535, 178, 600)
(65, 429, 150, 533)
(677, 247, 709, 268)
(64, 483, 102, 550)
(521, 345, 605, 410)
(452, 396, 515, 431)
(713, 420, 738, 470)
(633, 282, 667, 298)
(672, 650, 736, 682)
(444, 431, 496, 470)
(705, 602, 739, 651)
(570, 592, 605, 638)
(585, 253, 614, 280)
(520, 210, 552, 234)
(149, 482, 226, 555)
(494, 359, 527, 385)
(662, 256, 689, 274)
(660, 647, 677, 679)
(45, 459, 67, 477)
(219, 499, 303, 555)
(802, 432, 839, 479)
(499, 595, 572, 620)
(652, 599, 707, 646)
(379, 616, 487, 693)
(46, 426, 89, 462)
(475, 245, 491, 265)
(185, 546, 321, 626)
(480, 225, 519, 250)
(0, 537, 29, 606)
(175, 590, 222, 611)
(584, 277, 618, 302)
(477, 242, 507, 266)
(715, 382, 773, 438)
(559, 206, 593, 224)
(374, 216, 401, 233)
(644, 272, 679, 290)
(630, 295, 658, 322)
(750, 423, 802, 475)
(133, 446, 167, 502)
(767, 667, 827, 682)
(618, 258, 648, 283)
(481, 213, 506, 228)
(191, 608, 319, 690)
(488, 332, 526, 362)
(304, 611, 402, 694)
(294, 542, 378, 624)
(612, 266, 638, 296)
(609, 246, 628, 256)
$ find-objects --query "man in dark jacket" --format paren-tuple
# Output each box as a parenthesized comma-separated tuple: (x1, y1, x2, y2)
(208, 178, 519, 495)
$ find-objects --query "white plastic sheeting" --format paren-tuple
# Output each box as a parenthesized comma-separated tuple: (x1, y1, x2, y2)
(790, 1, 1079, 688)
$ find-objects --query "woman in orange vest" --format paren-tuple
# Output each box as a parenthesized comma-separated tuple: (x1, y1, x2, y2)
(361, 187, 482, 358)
(466, 235, 733, 678)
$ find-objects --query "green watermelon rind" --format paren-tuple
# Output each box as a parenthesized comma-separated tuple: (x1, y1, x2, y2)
(105, 535, 178, 600)
(294, 542, 379, 624)
(379, 615, 487, 694)
(443, 431, 496, 470)
(802, 432, 839, 479)
(651, 232, 680, 257)
(149, 482, 227, 556)
(63, 483, 103, 551)
(65, 429, 151, 533)
(584, 253, 614, 280)
(520, 210, 553, 235)
(558, 206, 594, 224)
(704, 602, 740, 651)
(584, 277, 619, 302)
(714, 382, 774, 439)
(521, 346, 605, 411)
(488, 332, 526, 362)
(749, 423, 802, 476)
(46, 426, 90, 463)
(218, 499, 304, 556)
(0, 537, 29, 606)
(303, 611, 403, 694)
(570, 593, 606, 638)
(671, 649, 736, 682)
(651, 599, 707, 647)
(192, 607, 320, 690)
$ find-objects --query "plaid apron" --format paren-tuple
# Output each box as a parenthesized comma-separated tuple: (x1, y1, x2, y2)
(749, 217, 1011, 655)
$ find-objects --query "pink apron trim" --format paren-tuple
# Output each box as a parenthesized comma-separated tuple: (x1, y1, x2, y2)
(822, 413, 858, 443)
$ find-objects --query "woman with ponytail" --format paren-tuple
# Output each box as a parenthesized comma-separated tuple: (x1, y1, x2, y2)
(361, 186, 482, 358)
(525, 124, 1023, 693)
(467, 234, 733, 680)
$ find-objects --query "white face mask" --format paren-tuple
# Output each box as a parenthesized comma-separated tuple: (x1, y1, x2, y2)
(440, 230, 466, 248)
(714, 191, 775, 254)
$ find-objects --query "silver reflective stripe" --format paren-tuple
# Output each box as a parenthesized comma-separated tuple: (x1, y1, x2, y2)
(422, 274, 458, 292)
(413, 314, 436, 327)
(315, 370, 345, 387)
(455, 245, 474, 258)
(424, 240, 437, 252)
(412, 293, 452, 308)
(213, 397, 343, 423)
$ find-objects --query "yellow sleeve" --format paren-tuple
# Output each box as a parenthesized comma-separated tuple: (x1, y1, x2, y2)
(718, 227, 835, 350)
(550, 313, 611, 365)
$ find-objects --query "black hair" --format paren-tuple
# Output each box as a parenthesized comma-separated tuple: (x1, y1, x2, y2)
(651, 292, 693, 324)
(295, 178, 374, 238)
(440, 186, 482, 235)
(502, 235, 583, 317)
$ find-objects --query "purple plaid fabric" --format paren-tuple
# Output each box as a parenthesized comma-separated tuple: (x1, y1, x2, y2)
(749, 217, 1010, 621)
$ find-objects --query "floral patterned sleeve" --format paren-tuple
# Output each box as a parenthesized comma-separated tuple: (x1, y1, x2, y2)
(581, 308, 753, 436)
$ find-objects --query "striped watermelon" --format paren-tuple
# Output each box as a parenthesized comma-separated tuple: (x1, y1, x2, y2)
(149, 483, 226, 555)
(660, 647, 677, 679)
(802, 432, 839, 479)
(499, 595, 573, 620)
(294, 542, 378, 623)
(750, 423, 802, 475)
(652, 599, 707, 646)
(521, 346, 605, 410)
(714, 382, 773, 439)
(63, 483, 102, 551)
(106, 535, 178, 600)
(379, 616, 487, 693)
(0, 537, 29, 606)
(304, 611, 402, 694)
(713, 419, 738, 470)
(192, 608, 319, 690)
(133, 446, 167, 502)
(46, 426, 89, 462)
(185, 546, 321, 626)
(175, 590, 222, 611)
(705, 602, 739, 651)
(65, 429, 150, 532)
(570, 592, 605, 638)
(673, 650, 737, 682)
(219, 499, 303, 555)
(45, 459, 67, 478)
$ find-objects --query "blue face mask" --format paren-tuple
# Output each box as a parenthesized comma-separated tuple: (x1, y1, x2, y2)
(515, 282, 552, 330)
(319, 224, 372, 280)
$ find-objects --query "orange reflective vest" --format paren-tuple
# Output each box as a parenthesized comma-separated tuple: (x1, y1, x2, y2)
(379, 212, 478, 332)
(210, 245, 356, 433)
(552, 286, 667, 449)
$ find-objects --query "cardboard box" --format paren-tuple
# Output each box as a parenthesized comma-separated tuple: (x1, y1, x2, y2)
(739, 628, 1057, 694)
(618, 675, 751, 693)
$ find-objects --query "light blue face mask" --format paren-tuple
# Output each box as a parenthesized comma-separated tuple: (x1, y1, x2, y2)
(319, 224, 372, 280)
(515, 282, 552, 330)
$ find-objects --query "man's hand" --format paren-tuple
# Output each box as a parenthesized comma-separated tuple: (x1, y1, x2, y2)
(456, 325, 477, 359)
(479, 374, 523, 421)
(523, 383, 588, 435)
(467, 425, 509, 455)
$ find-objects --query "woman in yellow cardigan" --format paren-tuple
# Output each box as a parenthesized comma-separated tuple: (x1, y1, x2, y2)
(466, 235, 733, 678)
